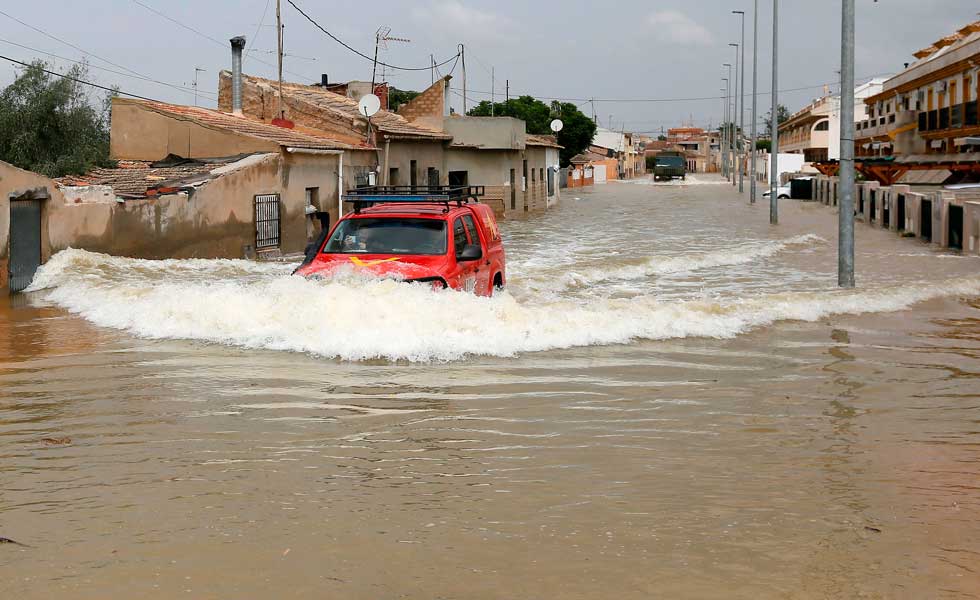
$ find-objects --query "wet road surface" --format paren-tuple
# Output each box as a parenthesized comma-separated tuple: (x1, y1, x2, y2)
(2, 175, 980, 598)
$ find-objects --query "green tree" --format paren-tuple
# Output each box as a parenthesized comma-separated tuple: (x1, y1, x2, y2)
(0, 60, 115, 177)
(756, 139, 771, 152)
(764, 104, 790, 137)
(388, 87, 420, 112)
(467, 95, 596, 166)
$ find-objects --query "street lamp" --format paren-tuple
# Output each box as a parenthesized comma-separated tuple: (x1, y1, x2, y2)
(770, 0, 779, 225)
(729, 43, 739, 186)
(720, 86, 728, 175)
(721, 63, 732, 178)
(750, 0, 759, 204)
(733, 10, 746, 194)
(839, 0, 855, 287)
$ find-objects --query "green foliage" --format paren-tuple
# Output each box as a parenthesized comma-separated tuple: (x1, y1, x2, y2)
(388, 87, 420, 112)
(656, 134, 667, 141)
(467, 95, 596, 166)
(764, 104, 790, 137)
(645, 154, 657, 170)
(756, 139, 771, 152)
(0, 60, 115, 177)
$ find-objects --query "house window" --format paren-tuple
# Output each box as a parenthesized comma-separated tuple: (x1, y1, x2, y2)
(305, 187, 318, 208)
(814, 120, 829, 131)
(254, 194, 281, 249)
(547, 168, 554, 196)
(388, 167, 399, 186)
(522, 159, 528, 192)
(448, 170, 468, 186)
(410, 160, 418, 188)
(426, 167, 439, 188)
(352, 166, 372, 187)
(509, 169, 516, 210)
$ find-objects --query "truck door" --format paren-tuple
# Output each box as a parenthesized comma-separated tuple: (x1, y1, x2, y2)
(452, 216, 478, 292)
(461, 214, 490, 293)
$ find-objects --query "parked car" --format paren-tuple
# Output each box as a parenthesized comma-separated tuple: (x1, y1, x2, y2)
(294, 186, 506, 296)
(653, 151, 686, 181)
(762, 185, 791, 199)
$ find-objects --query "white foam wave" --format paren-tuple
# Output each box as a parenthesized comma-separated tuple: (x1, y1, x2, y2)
(528, 234, 824, 292)
(27, 249, 980, 362)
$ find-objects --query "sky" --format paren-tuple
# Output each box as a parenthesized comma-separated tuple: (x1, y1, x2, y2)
(1, 0, 978, 135)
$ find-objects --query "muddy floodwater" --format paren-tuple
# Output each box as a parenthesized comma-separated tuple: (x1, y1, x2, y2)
(2, 176, 980, 599)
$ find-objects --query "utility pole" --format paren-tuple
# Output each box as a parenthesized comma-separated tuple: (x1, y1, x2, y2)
(276, 0, 283, 119)
(430, 54, 434, 85)
(838, 0, 855, 287)
(491, 66, 495, 116)
(192, 67, 205, 107)
(506, 79, 510, 103)
(591, 98, 596, 123)
(750, 0, 759, 204)
(723, 64, 732, 178)
(461, 44, 467, 114)
(734, 10, 746, 194)
(729, 43, 739, 187)
(770, 0, 779, 224)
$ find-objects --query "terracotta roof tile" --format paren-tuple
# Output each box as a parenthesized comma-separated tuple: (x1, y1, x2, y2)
(526, 134, 562, 148)
(121, 98, 365, 150)
(239, 73, 452, 140)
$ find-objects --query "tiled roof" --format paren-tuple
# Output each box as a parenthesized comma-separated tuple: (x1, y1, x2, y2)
(526, 134, 562, 148)
(121, 98, 364, 150)
(239, 72, 452, 140)
(569, 153, 593, 164)
(55, 154, 272, 198)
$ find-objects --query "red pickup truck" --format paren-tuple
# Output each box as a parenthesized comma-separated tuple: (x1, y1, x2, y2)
(294, 186, 506, 296)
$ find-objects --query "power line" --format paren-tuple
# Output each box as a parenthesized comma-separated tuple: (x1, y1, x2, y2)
(0, 7, 214, 100)
(284, 0, 459, 72)
(0, 37, 217, 99)
(127, 0, 314, 82)
(0, 53, 159, 102)
(447, 72, 894, 104)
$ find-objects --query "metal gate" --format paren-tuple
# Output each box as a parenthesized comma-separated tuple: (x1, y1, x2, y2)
(254, 194, 281, 249)
(9, 199, 42, 293)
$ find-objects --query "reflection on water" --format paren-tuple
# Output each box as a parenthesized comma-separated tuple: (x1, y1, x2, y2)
(2, 179, 979, 599)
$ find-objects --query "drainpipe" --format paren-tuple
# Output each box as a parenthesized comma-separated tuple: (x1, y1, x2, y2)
(230, 36, 246, 115)
(382, 138, 391, 185)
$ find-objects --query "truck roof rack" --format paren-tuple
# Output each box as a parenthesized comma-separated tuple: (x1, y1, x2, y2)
(342, 185, 485, 213)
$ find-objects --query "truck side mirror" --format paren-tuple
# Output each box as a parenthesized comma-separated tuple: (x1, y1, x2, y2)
(457, 244, 482, 261)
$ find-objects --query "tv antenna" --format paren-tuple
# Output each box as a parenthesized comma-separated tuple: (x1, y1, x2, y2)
(371, 27, 411, 88)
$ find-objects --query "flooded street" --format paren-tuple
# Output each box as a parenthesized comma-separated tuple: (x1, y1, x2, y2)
(3, 176, 980, 598)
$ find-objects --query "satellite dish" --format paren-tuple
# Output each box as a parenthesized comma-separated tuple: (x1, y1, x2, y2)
(358, 93, 381, 118)
(550, 119, 564, 132)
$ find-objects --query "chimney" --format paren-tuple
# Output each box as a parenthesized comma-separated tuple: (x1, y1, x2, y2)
(321, 74, 329, 87)
(230, 36, 246, 115)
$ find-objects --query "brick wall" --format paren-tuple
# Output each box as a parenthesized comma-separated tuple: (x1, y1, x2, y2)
(397, 78, 446, 124)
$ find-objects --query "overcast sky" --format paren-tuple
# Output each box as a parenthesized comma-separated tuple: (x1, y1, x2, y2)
(2, 0, 978, 134)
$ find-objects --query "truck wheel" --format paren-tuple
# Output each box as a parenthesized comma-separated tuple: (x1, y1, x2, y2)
(492, 273, 504, 294)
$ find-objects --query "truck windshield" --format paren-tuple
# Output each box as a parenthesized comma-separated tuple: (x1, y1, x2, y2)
(323, 218, 447, 255)
(656, 156, 685, 168)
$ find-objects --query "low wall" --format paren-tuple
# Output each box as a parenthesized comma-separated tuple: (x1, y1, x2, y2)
(802, 174, 979, 255)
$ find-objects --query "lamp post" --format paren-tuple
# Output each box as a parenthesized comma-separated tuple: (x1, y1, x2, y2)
(770, 0, 779, 225)
(720, 86, 728, 175)
(749, 0, 758, 204)
(729, 43, 739, 186)
(733, 10, 746, 194)
(721, 72, 732, 179)
(721, 63, 733, 178)
(839, 0, 855, 287)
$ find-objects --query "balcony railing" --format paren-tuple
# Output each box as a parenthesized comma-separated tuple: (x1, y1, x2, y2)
(918, 102, 979, 133)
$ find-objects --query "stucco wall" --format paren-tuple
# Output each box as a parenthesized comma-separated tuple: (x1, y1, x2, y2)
(111, 98, 280, 160)
(443, 117, 526, 150)
(2, 152, 361, 293)
(382, 140, 446, 187)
